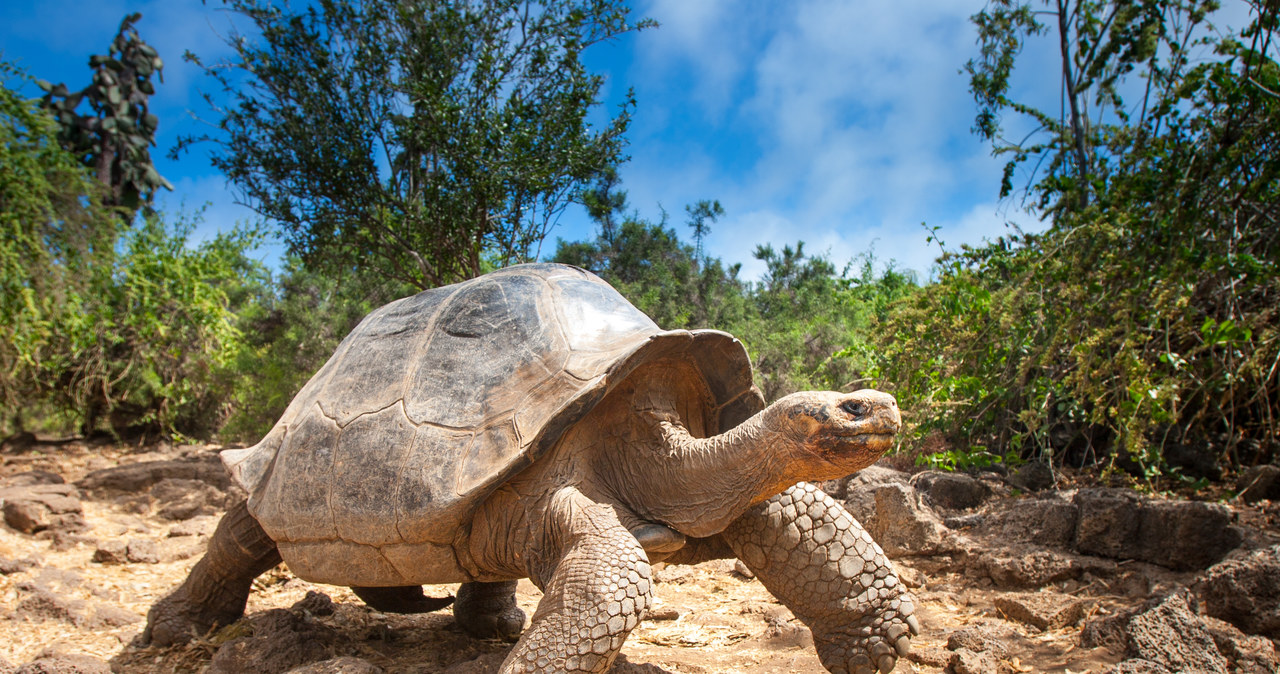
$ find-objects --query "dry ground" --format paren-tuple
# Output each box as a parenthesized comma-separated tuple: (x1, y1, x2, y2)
(1, 442, 1159, 673)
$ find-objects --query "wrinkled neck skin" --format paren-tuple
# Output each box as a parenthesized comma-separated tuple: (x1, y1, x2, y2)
(584, 363, 849, 539)
(623, 409, 810, 538)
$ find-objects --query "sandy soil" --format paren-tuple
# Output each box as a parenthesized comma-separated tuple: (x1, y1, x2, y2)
(0, 442, 1174, 673)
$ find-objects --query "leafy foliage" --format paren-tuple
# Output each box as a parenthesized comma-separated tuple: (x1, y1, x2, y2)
(3, 58, 262, 439)
(756, 247, 918, 402)
(60, 216, 264, 438)
(180, 0, 652, 289)
(874, 1, 1279, 478)
(0, 61, 111, 429)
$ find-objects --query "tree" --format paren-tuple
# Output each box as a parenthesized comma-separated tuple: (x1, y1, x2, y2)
(182, 0, 653, 290)
(876, 1, 1279, 479)
(685, 198, 723, 261)
(38, 12, 171, 217)
(966, 0, 1219, 214)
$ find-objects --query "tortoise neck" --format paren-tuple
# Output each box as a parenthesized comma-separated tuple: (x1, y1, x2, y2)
(619, 406, 804, 538)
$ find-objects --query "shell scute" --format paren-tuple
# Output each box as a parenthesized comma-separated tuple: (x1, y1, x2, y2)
(316, 286, 449, 426)
(551, 276, 658, 351)
(392, 425, 475, 544)
(457, 419, 523, 497)
(404, 274, 563, 428)
(253, 407, 340, 542)
(330, 404, 417, 546)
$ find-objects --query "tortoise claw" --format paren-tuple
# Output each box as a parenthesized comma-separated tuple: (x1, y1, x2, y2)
(871, 641, 897, 673)
(907, 614, 921, 636)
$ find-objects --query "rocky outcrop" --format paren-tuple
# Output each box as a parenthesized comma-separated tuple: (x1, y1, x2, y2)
(285, 657, 384, 674)
(910, 470, 992, 511)
(1235, 465, 1280, 504)
(13, 652, 111, 674)
(1194, 545, 1280, 638)
(944, 623, 1023, 674)
(1081, 590, 1277, 674)
(969, 545, 1119, 589)
(1123, 591, 1228, 673)
(976, 492, 1078, 549)
(993, 591, 1091, 630)
(208, 608, 344, 674)
(75, 457, 234, 496)
(1, 472, 86, 536)
(865, 482, 959, 557)
(1008, 461, 1055, 492)
(1074, 489, 1242, 570)
(837, 464, 909, 523)
(149, 478, 235, 521)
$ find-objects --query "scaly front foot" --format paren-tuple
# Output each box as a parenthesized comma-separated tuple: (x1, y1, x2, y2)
(725, 482, 920, 674)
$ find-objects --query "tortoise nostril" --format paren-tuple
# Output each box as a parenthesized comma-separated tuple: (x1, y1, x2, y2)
(839, 400, 867, 418)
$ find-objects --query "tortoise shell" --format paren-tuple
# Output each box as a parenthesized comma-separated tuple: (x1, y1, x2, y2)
(223, 263, 763, 564)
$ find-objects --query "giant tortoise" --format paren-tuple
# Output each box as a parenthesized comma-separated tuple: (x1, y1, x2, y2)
(144, 263, 917, 673)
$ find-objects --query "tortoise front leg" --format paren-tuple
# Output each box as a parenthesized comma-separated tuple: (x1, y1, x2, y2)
(724, 482, 919, 674)
(503, 487, 652, 673)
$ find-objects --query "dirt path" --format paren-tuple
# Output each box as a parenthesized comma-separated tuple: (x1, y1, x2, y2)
(1, 442, 1273, 673)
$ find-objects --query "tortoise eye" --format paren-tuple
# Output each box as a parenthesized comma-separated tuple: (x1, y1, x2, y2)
(839, 400, 868, 419)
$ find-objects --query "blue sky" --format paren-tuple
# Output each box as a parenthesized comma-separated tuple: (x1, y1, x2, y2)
(1, 1, 1258, 281)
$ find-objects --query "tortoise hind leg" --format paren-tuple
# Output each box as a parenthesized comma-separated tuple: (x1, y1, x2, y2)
(143, 501, 282, 646)
(454, 580, 525, 641)
(351, 585, 454, 614)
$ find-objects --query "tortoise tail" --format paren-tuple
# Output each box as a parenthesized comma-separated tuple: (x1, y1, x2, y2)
(351, 585, 454, 614)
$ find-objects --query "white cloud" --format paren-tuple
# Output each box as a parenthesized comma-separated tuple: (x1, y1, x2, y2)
(615, 1, 1029, 281)
(635, 0, 765, 120)
(715, 200, 1043, 285)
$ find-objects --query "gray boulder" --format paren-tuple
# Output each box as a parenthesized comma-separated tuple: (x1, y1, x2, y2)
(910, 471, 992, 511)
(865, 483, 955, 557)
(75, 456, 234, 496)
(1236, 465, 1280, 504)
(970, 545, 1117, 589)
(978, 492, 1078, 549)
(1074, 488, 1241, 570)
(1106, 660, 1172, 674)
(13, 653, 110, 674)
(208, 609, 343, 674)
(840, 464, 909, 523)
(993, 591, 1090, 630)
(1008, 461, 1055, 492)
(1125, 591, 1229, 673)
(286, 657, 384, 674)
(1202, 615, 1280, 674)
(1, 483, 85, 535)
(1195, 545, 1280, 638)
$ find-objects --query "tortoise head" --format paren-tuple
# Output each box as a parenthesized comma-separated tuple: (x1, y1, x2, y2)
(770, 389, 901, 480)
